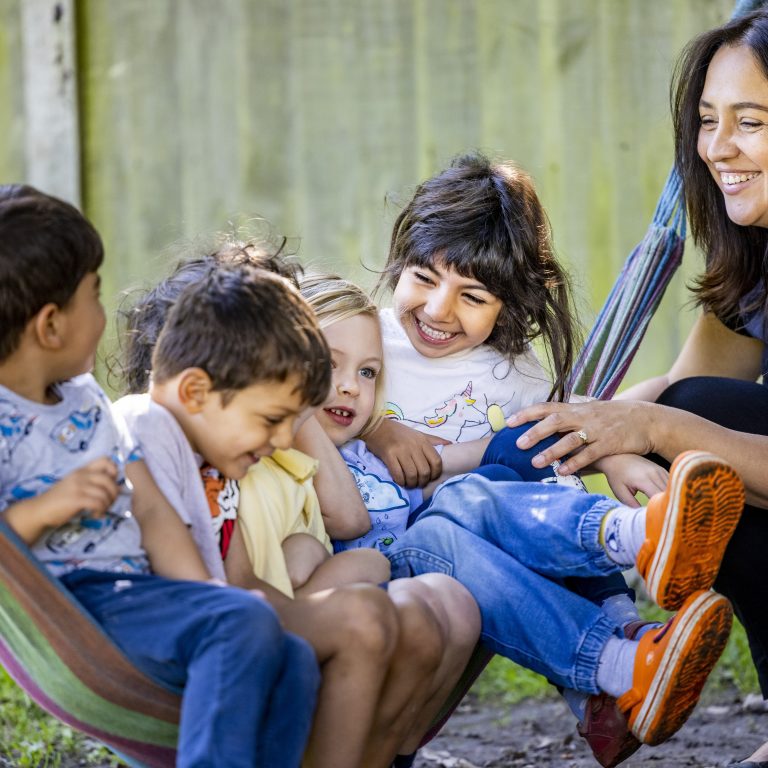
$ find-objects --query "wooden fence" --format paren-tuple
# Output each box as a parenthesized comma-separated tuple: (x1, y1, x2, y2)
(0, 0, 733, 388)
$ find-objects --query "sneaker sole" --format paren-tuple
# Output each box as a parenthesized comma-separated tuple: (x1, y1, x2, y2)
(645, 451, 744, 611)
(630, 590, 732, 745)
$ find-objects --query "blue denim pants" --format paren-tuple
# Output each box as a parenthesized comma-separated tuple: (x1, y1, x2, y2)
(62, 570, 320, 768)
(479, 425, 632, 605)
(388, 461, 625, 693)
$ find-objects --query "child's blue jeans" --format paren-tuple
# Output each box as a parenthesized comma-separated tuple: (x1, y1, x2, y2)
(62, 570, 319, 768)
(479, 424, 633, 606)
(388, 434, 629, 693)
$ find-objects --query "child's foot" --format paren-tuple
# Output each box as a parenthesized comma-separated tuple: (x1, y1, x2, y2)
(636, 450, 744, 611)
(578, 692, 641, 768)
(618, 589, 732, 746)
(577, 620, 657, 768)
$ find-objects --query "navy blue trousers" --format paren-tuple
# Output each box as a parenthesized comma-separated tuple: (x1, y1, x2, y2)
(63, 570, 320, 768)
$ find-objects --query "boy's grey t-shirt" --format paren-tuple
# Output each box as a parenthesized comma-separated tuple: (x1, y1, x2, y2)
(0, 374, 149, 576)
(113, 393, 226, 581)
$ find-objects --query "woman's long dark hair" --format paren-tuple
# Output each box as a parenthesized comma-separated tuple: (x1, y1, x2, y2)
(672, 9, 768, 322)
(377, 153, 579, 401)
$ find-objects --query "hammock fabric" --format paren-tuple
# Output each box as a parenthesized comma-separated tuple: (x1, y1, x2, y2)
(569, 170, 686, 399)
(0, 518, 179, 768)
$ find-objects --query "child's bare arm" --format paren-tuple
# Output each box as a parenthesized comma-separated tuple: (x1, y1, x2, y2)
(3, 457, 118, 544)
(126, 459, 211, 581)
(294, 548, 391, 596)
(591, 454, 669, 507)
(224, 522, 295, 604)
(283, 532, 331, 591)
(423, 437, 492, 498)
(294, 414, 370, 539)
(364, 418, 450, 488)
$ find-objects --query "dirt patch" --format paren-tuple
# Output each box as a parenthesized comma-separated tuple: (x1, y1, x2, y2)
(415, 689, 768, 768)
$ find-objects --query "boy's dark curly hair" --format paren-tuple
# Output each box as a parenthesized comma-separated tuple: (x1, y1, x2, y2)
(115, 239, 302, 394)
(0, 185, 103, 363)
(152, 262, 330, 407)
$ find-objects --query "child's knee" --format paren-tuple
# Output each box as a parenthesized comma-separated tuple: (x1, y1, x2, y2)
(413, 573, 481, 645)
(389, 584, 446, 674)
(331, 584, 399, 658)
(336, 547, 391, 583)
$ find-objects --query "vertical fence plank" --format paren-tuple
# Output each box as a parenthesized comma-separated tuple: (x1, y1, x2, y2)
(20, 0, 80, 204)
(0, 0, 25, 183)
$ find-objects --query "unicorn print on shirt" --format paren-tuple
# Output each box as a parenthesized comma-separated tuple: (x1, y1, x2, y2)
(385, 381, 503, 442)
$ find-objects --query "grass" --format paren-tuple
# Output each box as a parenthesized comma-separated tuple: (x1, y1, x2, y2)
(0, 667, 118, 767)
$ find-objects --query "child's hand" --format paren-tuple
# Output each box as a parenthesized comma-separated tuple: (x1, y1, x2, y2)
(593, 454, 668, 507)
(364, 418, 450, 488)
(38, 457, 119, 527)
(4, 457, 119, 544)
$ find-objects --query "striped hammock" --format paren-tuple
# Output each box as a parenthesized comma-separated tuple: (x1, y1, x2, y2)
(0, 518, 179, 768)
(569, 170, 686, 399)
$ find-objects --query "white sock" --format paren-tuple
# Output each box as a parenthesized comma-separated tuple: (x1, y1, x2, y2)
(596, 636, 637, 698)
(600, 505, 646, 566)
(601, 593, 641, 628)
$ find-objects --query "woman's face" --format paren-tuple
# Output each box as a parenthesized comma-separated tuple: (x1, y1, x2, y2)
(698, 44, 768, 228)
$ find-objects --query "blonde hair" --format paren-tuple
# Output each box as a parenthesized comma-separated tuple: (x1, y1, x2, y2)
(299, 273, 386, 437)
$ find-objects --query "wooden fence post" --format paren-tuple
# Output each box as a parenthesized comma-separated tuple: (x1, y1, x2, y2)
(20, 0, 80, 206)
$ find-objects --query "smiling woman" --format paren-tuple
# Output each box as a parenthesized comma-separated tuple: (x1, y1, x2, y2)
(507, 9, 768, 767)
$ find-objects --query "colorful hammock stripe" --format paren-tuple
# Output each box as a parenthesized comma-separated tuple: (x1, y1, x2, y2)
(0, 642, 175, 768)
(570, 170, 686, 400)
(0, 519, 179, 768)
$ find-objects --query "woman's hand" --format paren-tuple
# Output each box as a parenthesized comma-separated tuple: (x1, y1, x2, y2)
(507, 399, 660, 476)
(592, 454, 668, 507)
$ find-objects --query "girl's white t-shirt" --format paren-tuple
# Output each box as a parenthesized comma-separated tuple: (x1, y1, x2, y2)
(379, 308, 553, 443)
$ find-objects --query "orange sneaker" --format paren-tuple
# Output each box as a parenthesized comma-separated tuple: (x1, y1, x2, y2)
(617, 589, 732, 746)
(636, 450, 744, 611)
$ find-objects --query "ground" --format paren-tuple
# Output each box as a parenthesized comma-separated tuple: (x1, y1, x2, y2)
(414, 688, 767, 768)
(2, 686, 763, 767)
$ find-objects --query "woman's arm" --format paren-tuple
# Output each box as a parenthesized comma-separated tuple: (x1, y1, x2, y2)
(508, 399, 768, 507)
(616, 312, 762, 401)
(668, 312, 763, 382)
(507, 312, 768, 505)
